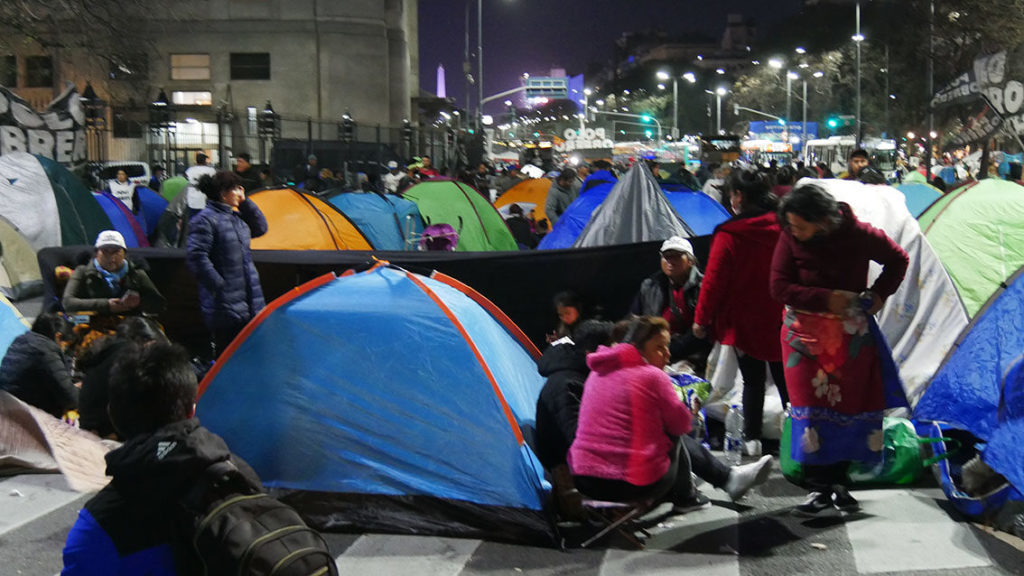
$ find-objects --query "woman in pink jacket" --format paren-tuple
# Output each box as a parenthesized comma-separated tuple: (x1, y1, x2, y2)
(568, 316, 698, 508)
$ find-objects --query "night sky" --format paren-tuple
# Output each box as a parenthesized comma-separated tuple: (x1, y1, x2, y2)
(419, 0, 804, 114)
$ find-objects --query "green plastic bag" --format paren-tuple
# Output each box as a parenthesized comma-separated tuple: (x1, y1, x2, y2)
(781, 416, 952, 486)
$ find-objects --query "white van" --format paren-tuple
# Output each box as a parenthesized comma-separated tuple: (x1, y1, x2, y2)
(98, 161, 151, 189)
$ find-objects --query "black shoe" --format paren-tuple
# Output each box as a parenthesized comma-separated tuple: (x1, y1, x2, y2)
(672, 491, 712, 514)
(793, 491, 836, 517)
(832, 485, 861, 512)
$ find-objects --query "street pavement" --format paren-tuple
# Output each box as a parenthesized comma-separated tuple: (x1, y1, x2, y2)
(2, 460, 1022, 576)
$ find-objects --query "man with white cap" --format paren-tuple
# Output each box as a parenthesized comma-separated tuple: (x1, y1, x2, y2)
(62, 230, 166, 316)
(630, 236, 712, 371)
(382, 160, 403, 194)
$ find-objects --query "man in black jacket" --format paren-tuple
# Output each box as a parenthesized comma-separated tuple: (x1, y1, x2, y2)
(62, 341, 260, 575)
(0, 313, 76, 418)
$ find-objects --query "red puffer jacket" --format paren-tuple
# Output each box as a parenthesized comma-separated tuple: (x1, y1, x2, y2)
(694, 211, 783, 361)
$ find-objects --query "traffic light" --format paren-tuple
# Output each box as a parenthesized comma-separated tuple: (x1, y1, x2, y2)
(778, 118, 787, 126)
(827, 117, 839, 129)
(641, 114, 653, 123)
(644, 129, 653, 139)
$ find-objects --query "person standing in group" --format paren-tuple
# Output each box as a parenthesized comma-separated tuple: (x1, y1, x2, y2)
(186, 171, 268, 357)
(108, 169, 137, 212)
(544, 169, 577, 226)
(770, 182, 908, 516)
(693, 169, 787, 457)
(233, 152, 260, 193)
(382, 161, 403, 194)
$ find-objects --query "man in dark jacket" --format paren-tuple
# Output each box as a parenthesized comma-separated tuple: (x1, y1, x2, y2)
(185, 171, 268, 356)
(62, 231, 166, 316)
(0, 313, 77, 418)
(630, 236, 712, 370)
(62, 341, 261, 576)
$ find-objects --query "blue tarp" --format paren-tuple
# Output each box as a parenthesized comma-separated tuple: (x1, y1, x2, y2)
(896, 182, 943, 218)
(327, 192, 423, 251)
(537, 171, 617, 249)
(196, 266, 550, 539)
(92, 192, 147, 247)
(662, 186, 731, 236)
(915, 266, 1024, 449)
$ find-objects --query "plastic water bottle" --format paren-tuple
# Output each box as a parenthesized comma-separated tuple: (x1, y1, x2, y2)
(725, 404, 745, 466)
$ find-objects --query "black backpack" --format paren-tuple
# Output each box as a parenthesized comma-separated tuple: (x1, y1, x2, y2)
(178, 460, 337, 576)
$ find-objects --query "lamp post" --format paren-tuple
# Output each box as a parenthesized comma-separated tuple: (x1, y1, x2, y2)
(854, 0, 864, 146)
(786, 70, 799, 144)
(257, 100, 280, 164)
(476, 0, 483, 131)
(148, 88, 174, 172)
(715, 87, 727, 134)
(657, 71, 677, 139)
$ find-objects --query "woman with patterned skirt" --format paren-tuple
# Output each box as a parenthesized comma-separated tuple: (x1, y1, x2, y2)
(770, 182, 909, 516)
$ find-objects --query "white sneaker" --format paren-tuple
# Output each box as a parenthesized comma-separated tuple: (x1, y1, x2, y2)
(724, 455, 773, 501)
(744, 439, 762, 458)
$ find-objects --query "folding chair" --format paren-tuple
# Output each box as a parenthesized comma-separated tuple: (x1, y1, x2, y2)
(578, 497, 658, 549)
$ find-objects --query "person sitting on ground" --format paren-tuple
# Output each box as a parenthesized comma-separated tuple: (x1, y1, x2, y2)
(568, 316, 701, 510)
(76, 317, 169, 440)
(630, 236, 712, 373)
(537, 319, 772, 519)
(0, 313, 77, 419)
(61, 341, 263, 575)
(547, 290, 587, 343)
(62, 230, 166, 317)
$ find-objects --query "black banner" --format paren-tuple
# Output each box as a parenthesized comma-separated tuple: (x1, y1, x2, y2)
(0, 84, 86, 165)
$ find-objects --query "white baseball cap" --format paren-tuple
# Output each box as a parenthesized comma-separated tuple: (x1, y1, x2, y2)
(387, 160, 399, 169)
(660, 236, 693, 256)
(94, 230, 127, 250)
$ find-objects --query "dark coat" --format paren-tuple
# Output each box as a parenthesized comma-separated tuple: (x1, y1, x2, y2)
(76, 339, 127, 437)
(534, 343, 588, 470)
(61, 419, 261, 576)
(186, 199, 268, 331)
(630, 267, 703, 326)
(62, 259, 166, 315)
(694, 211, 784, 361)
(0, 331, 77, 418)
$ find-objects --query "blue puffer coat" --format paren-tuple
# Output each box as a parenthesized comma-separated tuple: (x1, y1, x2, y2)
(185, 199, 268, 331)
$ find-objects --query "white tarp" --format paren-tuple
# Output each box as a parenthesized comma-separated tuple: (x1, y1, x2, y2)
(573, 162, 688, 248)
(705, 179, 969, 432)
(0, 152, 60, 250)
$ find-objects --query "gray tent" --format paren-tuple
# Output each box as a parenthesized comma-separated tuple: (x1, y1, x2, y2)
(573, 162, 689, 248)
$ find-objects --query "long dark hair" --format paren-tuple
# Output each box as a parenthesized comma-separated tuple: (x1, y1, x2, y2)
(728, 168, 778, 215)
(777, 181, 843, 231)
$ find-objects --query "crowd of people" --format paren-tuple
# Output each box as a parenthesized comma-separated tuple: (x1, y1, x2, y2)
(0, 143, 920, 572)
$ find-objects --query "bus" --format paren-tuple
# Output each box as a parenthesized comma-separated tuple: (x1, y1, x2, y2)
(741, 139, 794, 167)
(700, 134, 742, 164)
(805, 136, 897, 176)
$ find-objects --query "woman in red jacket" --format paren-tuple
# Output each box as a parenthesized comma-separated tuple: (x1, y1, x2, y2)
(693, 169, 787, 455)
(568, 316, 699, 508)
(770, 182, 908, 516)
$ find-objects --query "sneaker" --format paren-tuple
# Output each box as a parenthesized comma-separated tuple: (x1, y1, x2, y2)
(792, 491, 836, 517)
(832, 485, 861, 512)
(672, 491, 712, 514)
(743, 439, 763, 458)
(724, 455, 773, 501)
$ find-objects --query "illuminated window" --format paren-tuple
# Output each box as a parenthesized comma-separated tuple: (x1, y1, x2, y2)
(171, 91, 213, 106)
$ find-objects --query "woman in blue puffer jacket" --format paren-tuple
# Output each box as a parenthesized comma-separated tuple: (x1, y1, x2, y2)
(186, 171, 268, 357)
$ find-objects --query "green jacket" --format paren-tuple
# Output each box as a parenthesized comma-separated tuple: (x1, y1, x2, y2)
(62, 260, 166, 315)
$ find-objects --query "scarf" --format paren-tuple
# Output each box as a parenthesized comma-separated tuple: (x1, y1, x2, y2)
(94, 258, 129, 295)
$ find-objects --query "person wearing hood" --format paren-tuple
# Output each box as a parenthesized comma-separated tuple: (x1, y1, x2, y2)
(567, 316, 698, 509)
(630, 237, 712, 372)
(693, 169, 788, 457)
(62, 341, 261, 575)
(0, 313, 77, 419)
(771, 182, 908, 516)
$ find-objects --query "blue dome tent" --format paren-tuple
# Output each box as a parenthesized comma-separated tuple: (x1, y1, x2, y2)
(662, 184, 731, 236)
(92, 192, 148, 247)
(327, 192, 423, 250)
(134, 186, 169, 238)
(196, 265, 554, 544)
(896, 182, 943, 218)
(537, 170, 617, 249)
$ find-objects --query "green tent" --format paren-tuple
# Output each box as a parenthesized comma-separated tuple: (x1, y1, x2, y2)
(917, 180, 972, 229)
(37, 156, 112, 246)
(923, 179, 1024, 316)
(402, 180, 517, 251)
(903, 170, 928, 184)
(159, 176, 189, 202)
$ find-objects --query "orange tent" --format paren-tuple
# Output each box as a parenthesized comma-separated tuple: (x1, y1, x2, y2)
(494, 178, 552, 224)
(249, 187, 373, 251)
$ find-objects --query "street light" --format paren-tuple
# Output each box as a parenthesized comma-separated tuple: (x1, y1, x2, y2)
(657, 70, 679, 138)
(854, 0, 864, 146)
(715, 87, 728, 134)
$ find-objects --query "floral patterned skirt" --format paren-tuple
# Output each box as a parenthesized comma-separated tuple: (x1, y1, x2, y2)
(781, 307, 886, 466)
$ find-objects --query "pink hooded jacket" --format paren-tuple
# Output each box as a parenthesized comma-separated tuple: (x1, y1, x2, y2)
(567, 343, 692, 486)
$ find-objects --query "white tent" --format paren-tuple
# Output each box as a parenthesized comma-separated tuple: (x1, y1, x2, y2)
(0, 152, 62, 250)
